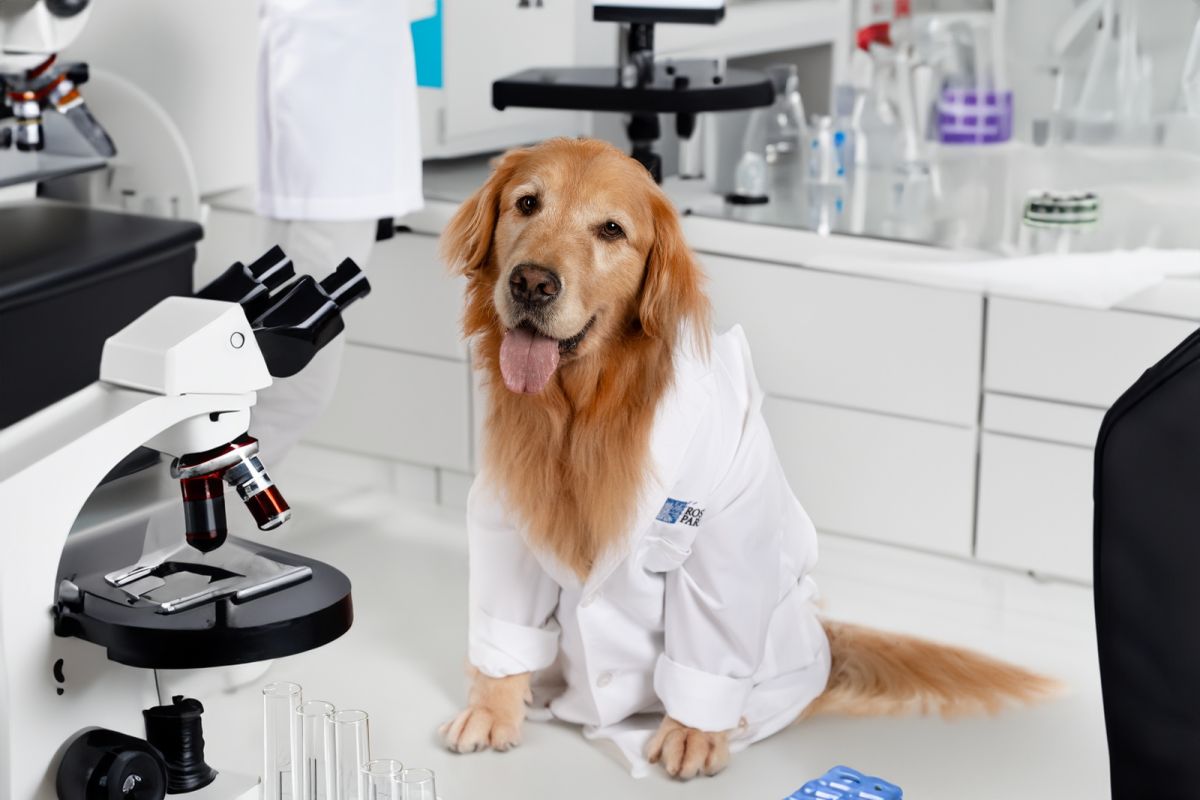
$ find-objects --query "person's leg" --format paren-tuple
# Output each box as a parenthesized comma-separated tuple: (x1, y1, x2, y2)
(250, 219, 377, 464)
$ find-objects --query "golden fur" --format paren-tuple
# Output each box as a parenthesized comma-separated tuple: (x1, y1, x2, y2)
(442, 137, 709, 578)
(440, 138, 1057, 778)
(807, 621, 1059, 719)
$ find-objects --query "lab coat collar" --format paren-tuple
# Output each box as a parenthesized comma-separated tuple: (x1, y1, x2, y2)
(582, 333, 715, 595)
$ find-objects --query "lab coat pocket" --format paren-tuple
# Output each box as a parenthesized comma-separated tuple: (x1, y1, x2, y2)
(640, 523, 698, 573)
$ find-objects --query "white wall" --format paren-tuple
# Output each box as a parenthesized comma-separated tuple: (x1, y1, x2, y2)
(64, 0, 260, 196)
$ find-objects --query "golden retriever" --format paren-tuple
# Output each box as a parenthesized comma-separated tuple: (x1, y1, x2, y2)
(439, 137, 1053, 779)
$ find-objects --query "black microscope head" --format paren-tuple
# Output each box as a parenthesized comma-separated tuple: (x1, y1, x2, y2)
(194, 246, 371, 379)
(251, 254, 371, 379)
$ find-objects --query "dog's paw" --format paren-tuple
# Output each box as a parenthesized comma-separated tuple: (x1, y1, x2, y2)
(439, 705, 523, 754)
(646, 716, 730, 780)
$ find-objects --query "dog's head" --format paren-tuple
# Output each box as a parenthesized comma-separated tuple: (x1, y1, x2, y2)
(442, 138, 709, 395)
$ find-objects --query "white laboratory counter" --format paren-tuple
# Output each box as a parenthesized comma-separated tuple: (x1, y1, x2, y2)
(181, 459, 1109, 800)
(198, 164, 1200, 585)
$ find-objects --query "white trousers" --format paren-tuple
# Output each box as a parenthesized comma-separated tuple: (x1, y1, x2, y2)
(249, 218, 377, 465)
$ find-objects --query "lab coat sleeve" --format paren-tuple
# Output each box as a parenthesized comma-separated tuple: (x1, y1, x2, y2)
(467, 474, 562, 678)
(652, 400, 815, 733)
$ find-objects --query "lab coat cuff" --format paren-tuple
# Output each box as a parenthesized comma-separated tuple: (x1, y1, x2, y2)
(469, 609, 560, 678)
(653, 654, 753, 732)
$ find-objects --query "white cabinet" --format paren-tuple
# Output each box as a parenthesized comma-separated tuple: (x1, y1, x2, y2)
(975, 433, 1094, 583)
(981, 393, 1106, 449)
(307, 344, 472, 472)
(986, 298, 1197, 408)
(704, 253, 983, 426)
(194, 207, 272, 290)
(765, 397, 978, 557)
(352, 233, 467, 361)
(305, 230, 474, 471)
(979, 299, 1198, 584)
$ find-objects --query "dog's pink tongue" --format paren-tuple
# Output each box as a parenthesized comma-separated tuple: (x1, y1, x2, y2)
(500, 327, 560, 394)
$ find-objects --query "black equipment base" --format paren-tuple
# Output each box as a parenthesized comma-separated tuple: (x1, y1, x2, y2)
(54, 537, 353, 669)
(493, 63, 773, 115)
(1095, 322, 1200, 798)
(593, 5, 724, 24)
(0, 202, 200, 428)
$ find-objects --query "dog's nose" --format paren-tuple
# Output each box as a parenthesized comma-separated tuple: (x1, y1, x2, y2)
(509, 264, 561, 308)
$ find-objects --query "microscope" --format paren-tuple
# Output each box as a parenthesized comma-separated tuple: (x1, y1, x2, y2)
(493, 0, 773, 182)
(0, 247, 370, 799)
(0, 0, 115, 156)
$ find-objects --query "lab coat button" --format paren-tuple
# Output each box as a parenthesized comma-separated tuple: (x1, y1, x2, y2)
(596, 671, 614, 688)
(581, 592, 600, 608)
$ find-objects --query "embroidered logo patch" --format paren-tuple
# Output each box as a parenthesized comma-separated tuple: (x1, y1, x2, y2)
(656, 498, 704, 527)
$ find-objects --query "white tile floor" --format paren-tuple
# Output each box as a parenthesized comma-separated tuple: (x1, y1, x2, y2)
(191, 458, 1111, 799)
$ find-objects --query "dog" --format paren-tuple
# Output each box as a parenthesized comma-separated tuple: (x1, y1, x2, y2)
(438, 137, 1054, 779)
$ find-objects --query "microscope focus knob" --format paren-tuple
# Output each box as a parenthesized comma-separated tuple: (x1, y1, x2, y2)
(56, 728, 168, 800)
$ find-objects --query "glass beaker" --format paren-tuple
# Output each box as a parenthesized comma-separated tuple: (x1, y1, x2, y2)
(398, 769, 438, 800)
(298, 700, 335, 800)
(263, 682, 303, 800)
(763, 63, 808, 206)
(327, 709, 371, 800)
(359, 759, 404, 800)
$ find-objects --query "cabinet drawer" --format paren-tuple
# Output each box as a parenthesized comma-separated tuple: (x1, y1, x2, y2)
(764, 397, 977, 557)
(982, 393, 1106, 448)
(352, 233, 467, 361)
(985, 298, 1196, 408)
(975, 433, 1093, 582)
(306, 344, 471, 471)
(706, 255, 983, 426)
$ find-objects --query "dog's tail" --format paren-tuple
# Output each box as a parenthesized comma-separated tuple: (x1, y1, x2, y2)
(804, 620, 1060, 719)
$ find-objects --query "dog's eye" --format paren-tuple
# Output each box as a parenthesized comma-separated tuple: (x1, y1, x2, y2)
(516, 195, 539, 215)
(599, 220, 625, 240)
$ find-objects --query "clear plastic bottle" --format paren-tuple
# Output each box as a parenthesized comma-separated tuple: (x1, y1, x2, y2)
(762, 64, 808, 204)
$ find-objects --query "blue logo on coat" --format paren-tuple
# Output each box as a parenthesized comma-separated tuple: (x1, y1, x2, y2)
(656, 498, 704, 527)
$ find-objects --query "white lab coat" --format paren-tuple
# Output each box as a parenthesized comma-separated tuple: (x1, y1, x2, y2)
(256, 0, 424, 220)
(467, 326, 831, 776)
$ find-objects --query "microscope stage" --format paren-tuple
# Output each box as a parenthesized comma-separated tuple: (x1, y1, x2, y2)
(53, 537, 353, 669)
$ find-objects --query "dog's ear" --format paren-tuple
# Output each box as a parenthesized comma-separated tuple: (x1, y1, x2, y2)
(639, 190, 711, 348)
(441, 148, 527, 276)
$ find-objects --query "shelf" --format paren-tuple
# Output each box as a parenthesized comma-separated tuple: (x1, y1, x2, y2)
(655, 0, 849, 59)
(0, 150, 106, 191)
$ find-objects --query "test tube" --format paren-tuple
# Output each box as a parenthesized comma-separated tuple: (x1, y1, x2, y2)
(263, 682, 303, 800)
(327, 709, 371, 800)
(359, 759, 404, 800)
(298, 700, 336, 800)
(398, 768, 437, 800)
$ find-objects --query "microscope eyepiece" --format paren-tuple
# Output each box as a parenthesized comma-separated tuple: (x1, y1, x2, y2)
(196, 246, 297, 322)
(319, 257, 371, 310)
(246, 245, 296, 290)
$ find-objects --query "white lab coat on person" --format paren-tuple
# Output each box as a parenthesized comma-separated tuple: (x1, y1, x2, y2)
(250, 0, 425, 462)
(256, 0, 424, 221)
(467, 326, 832, 776)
